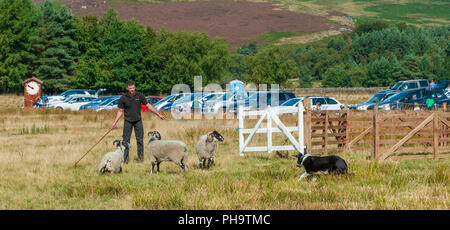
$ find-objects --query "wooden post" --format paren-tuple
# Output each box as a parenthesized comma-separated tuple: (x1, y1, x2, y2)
(444, 102, 447, 112)
(345, 110, 350, 151)
(372, 105, 379, 160)
(323, 110, 328, 155)
(433, 112, 439, 159)
(304, 98, 312, 151)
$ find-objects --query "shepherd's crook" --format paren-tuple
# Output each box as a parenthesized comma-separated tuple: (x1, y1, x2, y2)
(74, 128, 113, 167)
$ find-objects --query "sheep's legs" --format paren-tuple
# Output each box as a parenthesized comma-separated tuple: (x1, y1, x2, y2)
(157, 162, 161, 173)
(151, 162, 155, 174)
(207, 158, 214, 168)
(207, 159, 212, 168)
(199, 159, 207, 169)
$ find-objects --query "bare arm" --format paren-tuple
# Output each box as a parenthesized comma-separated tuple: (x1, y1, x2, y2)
(146, 103, 166, 120)
(111, 108, 123, 129)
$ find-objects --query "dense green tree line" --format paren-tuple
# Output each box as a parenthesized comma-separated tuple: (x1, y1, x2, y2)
(0, 0, 448, 95)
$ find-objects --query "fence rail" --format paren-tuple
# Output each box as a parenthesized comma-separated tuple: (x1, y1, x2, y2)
(302, 97, 450, 161)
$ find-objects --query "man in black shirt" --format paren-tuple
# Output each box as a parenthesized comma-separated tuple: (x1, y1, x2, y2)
(111, 81, 166, 163)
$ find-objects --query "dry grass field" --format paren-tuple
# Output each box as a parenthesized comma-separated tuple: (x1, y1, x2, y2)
(0, 94, 448, 209)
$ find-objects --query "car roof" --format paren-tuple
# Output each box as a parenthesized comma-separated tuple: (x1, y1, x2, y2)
(67, 94, 97, 98)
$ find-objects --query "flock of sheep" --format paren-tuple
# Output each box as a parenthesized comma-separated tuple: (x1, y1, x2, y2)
(99, 130, 224, 175)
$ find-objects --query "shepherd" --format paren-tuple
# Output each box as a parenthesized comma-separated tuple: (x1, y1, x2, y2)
(111, 81, 166, 163)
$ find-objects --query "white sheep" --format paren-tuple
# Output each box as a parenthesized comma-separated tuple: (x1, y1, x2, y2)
(147, 131, 189, 174)
(98, 140, 129, 175)
(196, 130, 224, 169)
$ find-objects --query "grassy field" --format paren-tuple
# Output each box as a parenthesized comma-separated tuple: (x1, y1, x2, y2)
(0, 94, 448, 209)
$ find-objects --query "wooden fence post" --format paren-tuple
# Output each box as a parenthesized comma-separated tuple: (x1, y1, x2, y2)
(345, 110, 350, 151)
(372, 105, 379, 160)
(433, 112, 438, 159)
(304, 98, 312, 150)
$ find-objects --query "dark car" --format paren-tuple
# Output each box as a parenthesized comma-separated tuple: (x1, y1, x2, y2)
(422, 89, 448, 109)
(243, 91, 296, 111)
(380, 79, 430, 94)
(434, 80, 449, 90)
(369, 88, 447, 110)
(349, 92, 396, 110)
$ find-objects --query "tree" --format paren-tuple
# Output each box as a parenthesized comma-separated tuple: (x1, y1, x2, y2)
(143, 29, 229, 94)
(0, 0, 36, 93)
(246, 47, 299, 88)
(365, 56, 401, 87)
(29, 1, 79, 93)
(353, 20, 389, 36)
(322, 63, 366, 88)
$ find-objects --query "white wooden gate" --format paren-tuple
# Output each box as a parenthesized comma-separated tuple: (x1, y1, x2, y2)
(238, 105, 304, 156)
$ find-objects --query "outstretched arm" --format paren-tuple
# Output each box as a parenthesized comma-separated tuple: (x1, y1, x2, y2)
(111, 108, 123, 129)
(147, 103, 166, 120)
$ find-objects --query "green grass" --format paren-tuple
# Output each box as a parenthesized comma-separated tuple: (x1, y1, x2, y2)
(364, 3, 450, 24)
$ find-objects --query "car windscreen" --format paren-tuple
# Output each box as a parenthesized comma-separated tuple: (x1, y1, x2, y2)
(92, 97, 111, 103)
(203, 93, 223, 101)
(99, 97, 116, 105)
(281, 98, 301, 106)
(384, 92, 408, 102)
(63, 96, 74, 102)
(366, 93, 386, 103)
(391, 82, 402, 90)
(153, 95, 174, 106)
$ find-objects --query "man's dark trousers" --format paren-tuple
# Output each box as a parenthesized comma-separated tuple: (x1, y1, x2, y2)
(123, 120, 144, 163)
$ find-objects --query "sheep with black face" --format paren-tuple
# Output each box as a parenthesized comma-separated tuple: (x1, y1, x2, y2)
(99, 140, 128, 175)
(196, 131, 224, 169)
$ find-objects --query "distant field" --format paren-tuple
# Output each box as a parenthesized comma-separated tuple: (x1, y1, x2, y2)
(0, 94, 448, 209)
(33, 0, 448, 46)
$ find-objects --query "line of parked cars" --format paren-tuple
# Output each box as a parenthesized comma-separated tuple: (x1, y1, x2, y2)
(33, 79, 448, 113)
(350, 79, 450, 110)
(34, 89, 162, 112)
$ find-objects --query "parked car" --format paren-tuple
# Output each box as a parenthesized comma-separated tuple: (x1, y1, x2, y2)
(96, 97, 120, 111)
(422, 89, 449, 109)
(435, 80, 449, 90)
(35, 88, 105, 107)
(152, 93, 189, 111)
(48, 94, 98, 111)
(368, 88, 426, 110)
(280, 96, 344, 110)
(172, 92, 215, 113)
(192, 92, 225, 112)
(349, 92, 396, 110)
(243, 91, 296, 111)
(79, 96, 120, 111)
(380, 79, 430, 94)
(141, 96, 163, 112)
(202, 91, 251, 114)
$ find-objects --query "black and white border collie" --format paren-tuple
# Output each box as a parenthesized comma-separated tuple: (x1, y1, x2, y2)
(295, 148, 348, 181)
